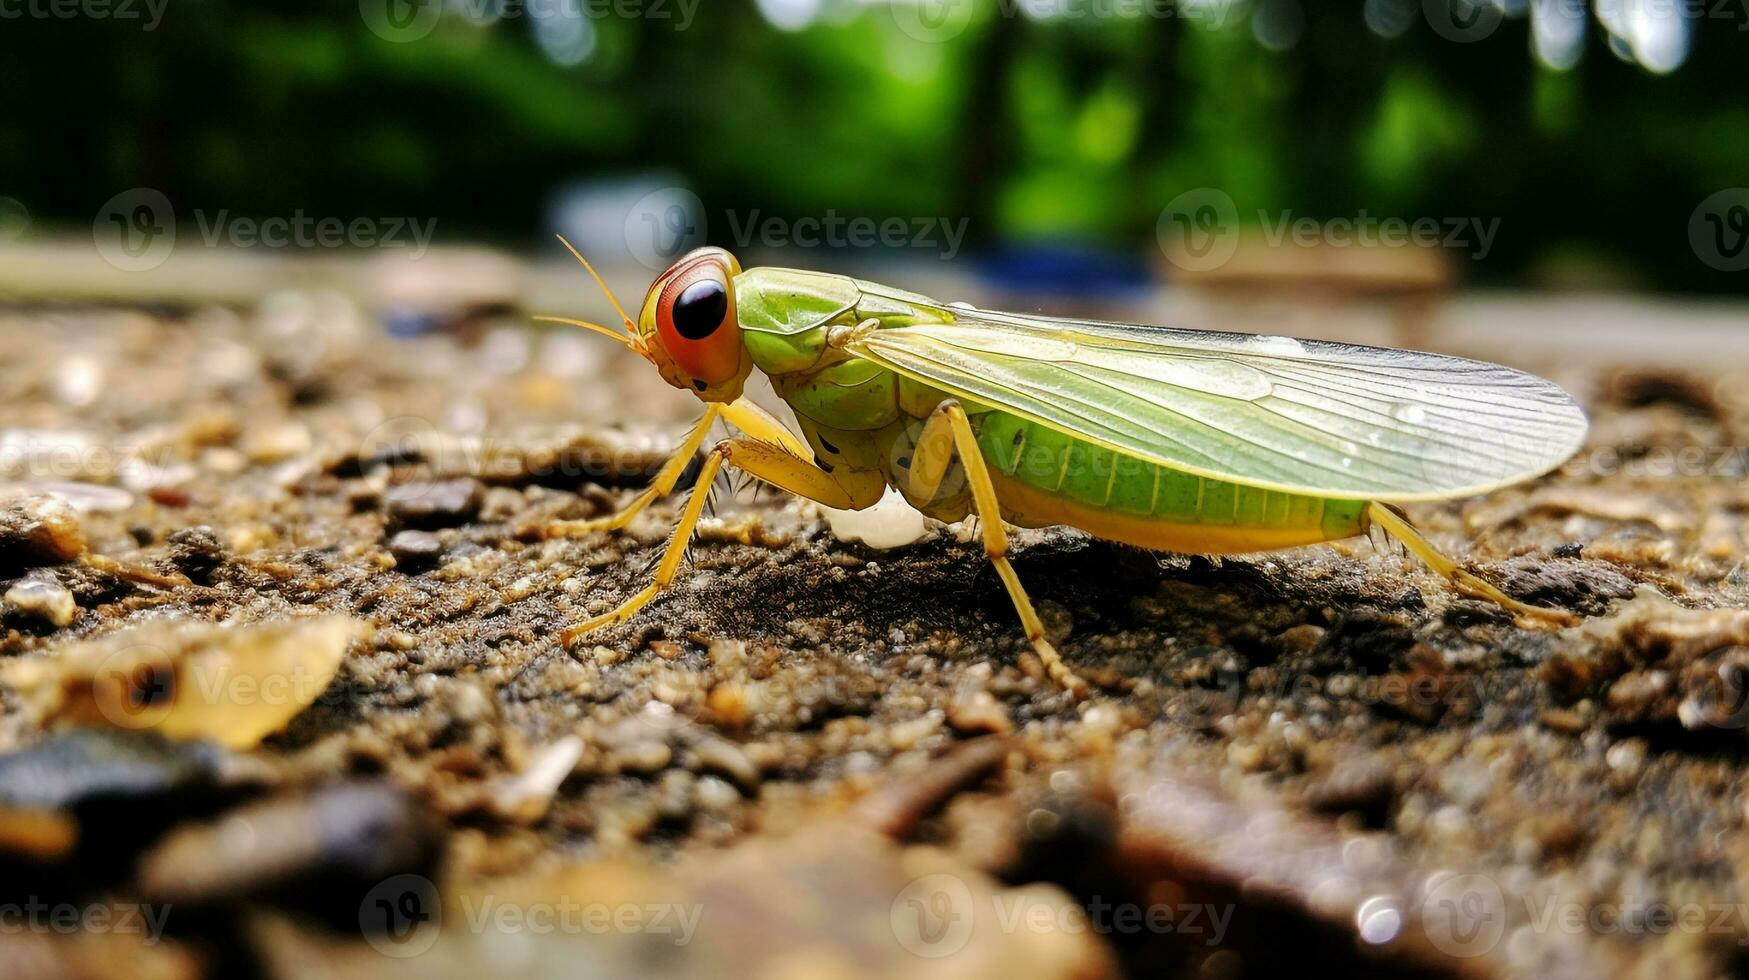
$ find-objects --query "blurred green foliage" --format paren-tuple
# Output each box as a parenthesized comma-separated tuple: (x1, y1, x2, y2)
(2, 0, 1746, 290)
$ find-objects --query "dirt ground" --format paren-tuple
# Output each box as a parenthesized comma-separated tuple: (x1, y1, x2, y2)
(0, 280, 1747, 979)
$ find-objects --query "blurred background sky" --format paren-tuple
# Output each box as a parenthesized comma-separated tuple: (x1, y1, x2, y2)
(1, 0, 1746, 296)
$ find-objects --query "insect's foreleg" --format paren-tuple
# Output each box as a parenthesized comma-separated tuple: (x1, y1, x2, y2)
(542, 405, 723, 539)
(924, 400, 1090, 699)
(720, 397, 813, 459)
(561, 444, 724, 647)
(560, 438, 878, 648)
(1365, 502, 1578, 626)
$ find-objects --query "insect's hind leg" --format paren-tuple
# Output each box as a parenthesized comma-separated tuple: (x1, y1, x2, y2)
(560, 437, 879, 647)
(1365, 502, 1577, 626)
(539, 405, 722, 540)
(918, 401, 1090, 699)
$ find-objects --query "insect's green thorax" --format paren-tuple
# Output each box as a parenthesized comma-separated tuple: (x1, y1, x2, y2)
(733, 266, 951, 379)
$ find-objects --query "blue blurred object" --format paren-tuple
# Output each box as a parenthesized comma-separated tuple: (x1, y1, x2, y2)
(383, 308, 445, 338)
(975, 244, 1154, 301)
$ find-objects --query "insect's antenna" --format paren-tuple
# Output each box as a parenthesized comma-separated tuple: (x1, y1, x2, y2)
(531, 316, 634, 348)
(555, 234, 637, 337)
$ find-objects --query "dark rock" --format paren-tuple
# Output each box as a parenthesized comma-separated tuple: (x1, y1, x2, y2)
(1493, 556, 1637, 616)
(382, 478, 483, 530)
(1304, 756, 1397, 827)
(0, 732, 255, 900)
(387, 529, 445, 569)
(166, 526, 227, 582)
(136, 782, 444, 934)
(0, 730, 231, 813)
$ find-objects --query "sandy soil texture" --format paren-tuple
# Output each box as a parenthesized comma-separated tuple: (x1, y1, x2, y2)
(0, 296, 1746, 979)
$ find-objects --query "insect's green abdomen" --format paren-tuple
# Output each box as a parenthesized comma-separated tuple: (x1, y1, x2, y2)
(975, 412, 1365, 538)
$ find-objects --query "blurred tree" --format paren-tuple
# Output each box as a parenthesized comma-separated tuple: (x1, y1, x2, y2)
(0, 0, 1744, 291)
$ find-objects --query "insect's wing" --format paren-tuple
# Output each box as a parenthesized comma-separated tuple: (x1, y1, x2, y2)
(845, 307, 1587, 501)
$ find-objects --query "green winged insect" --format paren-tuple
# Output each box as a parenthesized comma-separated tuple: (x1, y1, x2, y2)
(540, 240, 1587, 696)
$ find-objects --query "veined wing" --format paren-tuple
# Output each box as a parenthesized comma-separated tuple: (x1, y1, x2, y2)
(844, 307, 1587, 501)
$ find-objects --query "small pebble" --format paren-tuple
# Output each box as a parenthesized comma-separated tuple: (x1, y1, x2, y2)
(616, 741, 673, 775)
(1538, 707, 1589, 734)
(242, 422, 312, 464)
(4, 574, 76, 627)
(387, 529, 445, 568)
(478, 486, 525, 522)
(1605, 739, 1647, 792)
(947, 688, 1012, 736)
(687, 736, 761, 793)
(692, 775, 741, 814)
(0, 495, 84, 569)
(652, 770, 695, 820)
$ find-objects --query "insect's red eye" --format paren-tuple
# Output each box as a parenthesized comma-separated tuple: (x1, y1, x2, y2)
(656, 260, 740, 385)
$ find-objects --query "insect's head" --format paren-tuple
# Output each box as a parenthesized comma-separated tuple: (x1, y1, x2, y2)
(538, 238, 752, 405)
(633, 247, 752, 403)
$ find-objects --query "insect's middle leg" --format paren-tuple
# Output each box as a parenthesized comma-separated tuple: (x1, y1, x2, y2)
(542, 404, 723, 539)
(914, 400, 1090, 698)
(560, 437, 880, 647)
